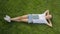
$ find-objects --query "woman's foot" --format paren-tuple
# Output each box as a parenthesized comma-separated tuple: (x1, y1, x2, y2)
(4, 15, 11, 22)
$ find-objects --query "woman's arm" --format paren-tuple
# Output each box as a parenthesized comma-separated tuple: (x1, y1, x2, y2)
(44, 10, 49, 15)
(46, 19, 52, 27)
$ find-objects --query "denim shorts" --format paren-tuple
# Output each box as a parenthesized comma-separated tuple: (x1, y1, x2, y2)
(28, 14, 39, 23)
(28, 14, 33, 23)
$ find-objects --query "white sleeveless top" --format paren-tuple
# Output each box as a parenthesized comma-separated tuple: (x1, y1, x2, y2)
(32, 13, 48, 24)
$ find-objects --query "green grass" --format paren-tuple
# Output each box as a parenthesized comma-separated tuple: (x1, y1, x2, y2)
(0, 0, 60, 34)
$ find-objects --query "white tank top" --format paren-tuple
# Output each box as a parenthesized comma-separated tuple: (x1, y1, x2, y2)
(32, 13, 48, 24)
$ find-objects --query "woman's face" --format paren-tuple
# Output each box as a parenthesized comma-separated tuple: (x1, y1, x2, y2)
(46, 15, 52, 19)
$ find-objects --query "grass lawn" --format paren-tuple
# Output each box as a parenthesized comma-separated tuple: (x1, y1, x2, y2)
(0, 0, 60, 34)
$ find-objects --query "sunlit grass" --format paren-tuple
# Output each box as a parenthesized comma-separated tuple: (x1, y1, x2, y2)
(0, 0, 60, 34)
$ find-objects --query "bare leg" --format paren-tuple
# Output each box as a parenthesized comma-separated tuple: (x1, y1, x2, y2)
(11, 15, 28, 22)
(21, 19, 28, 22)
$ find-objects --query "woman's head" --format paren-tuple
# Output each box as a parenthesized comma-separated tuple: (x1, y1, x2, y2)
(46, 15, 52, 19)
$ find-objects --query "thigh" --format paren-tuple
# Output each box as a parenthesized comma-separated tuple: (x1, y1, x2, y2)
(21, 15, 28, 19)
(21, 19, 28, 22)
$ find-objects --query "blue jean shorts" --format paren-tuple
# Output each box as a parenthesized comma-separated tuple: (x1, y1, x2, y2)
(28, 14, 39, 23)
(28, 14, 33, 23)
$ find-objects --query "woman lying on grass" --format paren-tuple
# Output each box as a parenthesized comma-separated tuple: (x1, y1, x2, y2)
(4, 10, 52, 27)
